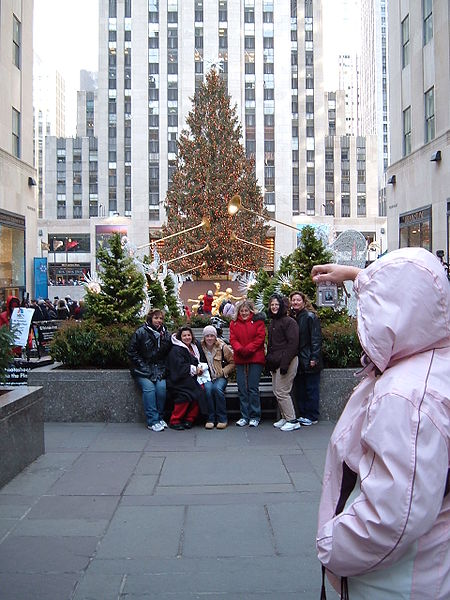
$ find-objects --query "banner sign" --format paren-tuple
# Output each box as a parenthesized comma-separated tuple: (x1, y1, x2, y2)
(10, 308, 34, 347)
(33, 320, 64, 350)
(1, 361, 31, 386)
(34, 257, 48, 299)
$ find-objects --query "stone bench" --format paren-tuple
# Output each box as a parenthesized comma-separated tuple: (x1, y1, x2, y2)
(28, 364, 358, 423)
(0, 386, 45, 488)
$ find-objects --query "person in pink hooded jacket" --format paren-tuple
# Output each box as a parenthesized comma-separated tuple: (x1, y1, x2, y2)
(312, 247, 450, 600)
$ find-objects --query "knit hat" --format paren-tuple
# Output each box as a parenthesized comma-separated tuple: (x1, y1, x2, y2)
(202, 325, 217, 338)
(207, 290, 213, 296)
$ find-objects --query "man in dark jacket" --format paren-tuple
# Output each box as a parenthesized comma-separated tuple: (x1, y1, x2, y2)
(289, 291, 323, 425)
(128, 309, 172, 431)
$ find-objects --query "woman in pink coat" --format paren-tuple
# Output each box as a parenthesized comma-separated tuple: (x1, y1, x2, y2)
(312, 247, 450, 600)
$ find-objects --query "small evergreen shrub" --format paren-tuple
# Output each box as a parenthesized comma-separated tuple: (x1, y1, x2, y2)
(322, 320, 361, 368)
(0, 326, 14, 382)
(50, 321, 135, 369)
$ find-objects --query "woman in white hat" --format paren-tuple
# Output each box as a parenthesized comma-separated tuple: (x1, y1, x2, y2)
(201, 325, 235, 429)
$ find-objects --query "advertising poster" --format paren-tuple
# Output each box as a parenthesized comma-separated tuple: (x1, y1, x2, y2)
(34, 256, 48, 299)
(10, 307, 35, 347)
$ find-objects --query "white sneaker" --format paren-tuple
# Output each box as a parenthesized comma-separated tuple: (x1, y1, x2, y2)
(148, 422, 164, 432)
(248, 419, 260, 427)
(235, 418, 248, 427)
(159, 420, 168, 429)
(280, 421, 301, 432)
(297, 417, 318, 426)
(273, 418, 286, 429)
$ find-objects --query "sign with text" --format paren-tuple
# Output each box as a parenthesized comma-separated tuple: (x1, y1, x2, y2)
(10, 308, 34, 347)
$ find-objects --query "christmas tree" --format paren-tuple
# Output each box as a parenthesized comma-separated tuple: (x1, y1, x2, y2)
(163, 273, 182, 327)
(85, 233, 146, 325)
(279, 225, 333, 300)
(161, 68, 269, 274)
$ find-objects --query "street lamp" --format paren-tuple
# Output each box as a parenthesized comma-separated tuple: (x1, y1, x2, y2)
(228, 195, 299, 232)
(137, 217, 211, 250)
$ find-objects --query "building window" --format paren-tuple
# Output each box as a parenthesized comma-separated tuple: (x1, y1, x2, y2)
(401, 15, 410, 68)
(424, 87, 435, 143)
(403, 106, 411, 156)
(423, 0, 433, 45)
(13, 15, 21, 68)
(399, 206, 431, 251)
(12, 108, 20, 158)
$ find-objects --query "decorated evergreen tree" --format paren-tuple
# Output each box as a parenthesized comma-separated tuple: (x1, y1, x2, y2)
(161, 68, 269, 274)
(163, 273, 182, 327)
(278, 226, 333, 300)
(247, 225, 333, 308)
(145, 273, 166, 311)
(85, 233, 146, 325)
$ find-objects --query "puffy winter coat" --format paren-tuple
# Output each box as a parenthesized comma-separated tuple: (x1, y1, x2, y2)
(0, 296, 21, 327)
(317, 248, 450, 600)
(229, 312, 266, 365)
(200, 338, 235, 380)
(291, 308, 323, 373)
(266, 295, 298, 373)
(166, 335, 206, 405)
(128, 323, 171, 381)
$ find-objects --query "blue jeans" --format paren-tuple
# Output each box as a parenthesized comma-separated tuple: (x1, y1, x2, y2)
(236, 363, 263, 421)
(292, 371, 320, 421)
(203, 377, 228, 423)
(135, 377, 166, 426)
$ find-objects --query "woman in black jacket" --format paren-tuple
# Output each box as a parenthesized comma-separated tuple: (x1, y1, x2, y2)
(266, 293, 300, 431)
(128, 308, 172, 432)
(166, 326, 207, 430)
(289, 291, 323, 426)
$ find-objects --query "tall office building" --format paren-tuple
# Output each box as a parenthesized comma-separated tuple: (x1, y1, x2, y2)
(96, 0, 329, 257)
(386, 1, 449, 261)
(33, 55, 66, 219)
(338, 53, 359, 136)
(0, 1, 37, 301)
(359, 0, 389, 183)
(40, 0, 385, 283)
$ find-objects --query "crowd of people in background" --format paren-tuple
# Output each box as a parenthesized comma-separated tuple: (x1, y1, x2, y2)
(0, 295, 86, 324)
(128, 289, 323, 432)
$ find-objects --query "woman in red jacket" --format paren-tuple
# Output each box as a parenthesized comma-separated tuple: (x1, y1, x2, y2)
(229, 299, 266, 427)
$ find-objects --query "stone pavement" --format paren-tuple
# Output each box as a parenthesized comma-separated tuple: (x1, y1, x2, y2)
(0, 421, 337, 600)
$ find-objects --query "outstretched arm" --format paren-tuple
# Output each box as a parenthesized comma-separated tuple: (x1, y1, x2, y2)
(311, 264, 361, 284)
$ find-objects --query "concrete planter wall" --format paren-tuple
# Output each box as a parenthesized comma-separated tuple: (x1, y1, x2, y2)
(28, 363, 359, 423)
(0, 386, 45, 488)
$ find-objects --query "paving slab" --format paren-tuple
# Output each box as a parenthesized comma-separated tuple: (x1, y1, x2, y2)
(0, 421, 336, 600)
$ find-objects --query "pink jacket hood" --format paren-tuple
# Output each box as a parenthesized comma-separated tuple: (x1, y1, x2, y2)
(355, 247, 450, 373)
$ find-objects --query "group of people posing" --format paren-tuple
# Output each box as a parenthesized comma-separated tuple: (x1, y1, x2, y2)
(127, 291, 322, 432)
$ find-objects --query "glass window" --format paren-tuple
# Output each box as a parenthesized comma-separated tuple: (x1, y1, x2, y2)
(403, 106, 411, 156)
(12, 108, 20, 158)
(423, 0, 433, 45)
(399, 206, 431, 251)
(401, 15, 410, 68)
(424, 87, 435, 143)
(13, 15, 21, 68)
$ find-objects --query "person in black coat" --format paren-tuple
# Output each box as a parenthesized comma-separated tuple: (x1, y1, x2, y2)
(266, 293, 300, 431)
(289, 291, 323, 426)
(167, 326, 207, 430)
(128, 308, 172, 432)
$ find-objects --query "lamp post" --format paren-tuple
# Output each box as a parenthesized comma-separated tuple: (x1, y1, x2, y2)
(137, 217, 210, 250)
(65, 237, 71, 284)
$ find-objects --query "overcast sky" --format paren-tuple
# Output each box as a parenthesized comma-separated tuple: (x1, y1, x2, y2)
(34, 0, 99, 135)
(33, 0, 359, 135)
